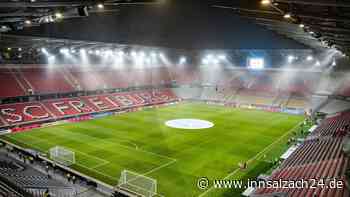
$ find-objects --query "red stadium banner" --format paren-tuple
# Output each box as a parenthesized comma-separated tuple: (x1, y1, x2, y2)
(0, 89, 177, 126)
(0, 102, 51, 124)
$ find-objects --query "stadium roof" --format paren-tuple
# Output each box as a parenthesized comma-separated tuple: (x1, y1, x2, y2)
(0, 0, 306, 50)
(0, 0, 348, 55)
(212, 0, 350, 56)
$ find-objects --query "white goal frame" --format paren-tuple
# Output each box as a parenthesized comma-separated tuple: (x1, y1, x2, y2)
(49, 146, 75, 166)
(118, 170, 157, 197)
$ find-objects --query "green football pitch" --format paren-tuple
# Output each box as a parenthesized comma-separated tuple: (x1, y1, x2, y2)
(1, 102, 304, 197)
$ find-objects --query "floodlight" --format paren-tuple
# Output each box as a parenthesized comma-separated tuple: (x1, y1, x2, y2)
(179, 56, 186, 64)
(261, 0, 271, 5)
(283, 13, 291, 19)
(218, 55, 226, 60)
(55, 12, 63, 19)
(41, 48, 48, 54)
(97, 3, 104, 9)
(202, 58, 209, 65)
(60, 48, 69, 54)
(118, 51, 124, 56)
(306, 55, 313, 61)
(130, 51, 136, 57)
(287, 55, 295, 63)
(332, 60, 336, 66)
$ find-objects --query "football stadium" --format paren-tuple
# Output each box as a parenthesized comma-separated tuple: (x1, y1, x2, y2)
(0, 1, 349, 197)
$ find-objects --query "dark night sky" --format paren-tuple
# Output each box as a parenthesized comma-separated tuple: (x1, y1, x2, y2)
(12, 0, 308, 50)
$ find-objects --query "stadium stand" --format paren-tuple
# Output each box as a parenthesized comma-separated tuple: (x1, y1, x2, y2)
(19, 67, 75, 94)
(0, 176, 32, 197)
(252, 112, 350, 197)
(235, 90, 276, 106)
(69, 69, 107, 90)
(0, 69, 26, 98)
(0, 152, 76, 197)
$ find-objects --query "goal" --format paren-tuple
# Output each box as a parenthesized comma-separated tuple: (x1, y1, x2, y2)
(49, 146, 75, 166)
(118, 170, 157, 197)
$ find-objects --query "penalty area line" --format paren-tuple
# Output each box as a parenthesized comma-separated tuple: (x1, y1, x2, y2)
(142, 159, 177, 177)
(5, 136, 119, 184)
(21, 134, 111, 168)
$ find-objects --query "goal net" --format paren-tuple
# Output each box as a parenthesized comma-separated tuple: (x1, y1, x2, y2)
(49, 146, 75, 166)
(118, 170, 157, 197)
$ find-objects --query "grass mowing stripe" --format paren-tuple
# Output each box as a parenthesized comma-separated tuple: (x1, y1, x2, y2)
(2, 103, 303, 197)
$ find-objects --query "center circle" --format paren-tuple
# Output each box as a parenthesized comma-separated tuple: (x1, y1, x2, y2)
(165, 119, 214, 130)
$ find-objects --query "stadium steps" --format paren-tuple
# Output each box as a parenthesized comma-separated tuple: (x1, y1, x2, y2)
(283, 94, 292, 107)
(7, 67, 28, 95)
(272, 93, 289, 107)
(15, 68, 35, 94)
(58, 68, 78, 91)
